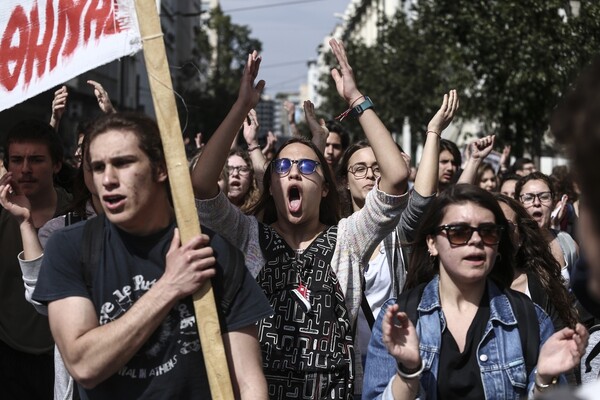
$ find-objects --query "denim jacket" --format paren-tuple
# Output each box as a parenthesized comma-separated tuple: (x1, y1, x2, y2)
(362, 275, 558, 400)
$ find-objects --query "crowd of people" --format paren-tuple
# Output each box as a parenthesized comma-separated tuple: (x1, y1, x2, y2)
(0, 39, 599, 400)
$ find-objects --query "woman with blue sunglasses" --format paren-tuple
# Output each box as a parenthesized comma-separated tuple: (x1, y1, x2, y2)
(193, 40, 410, 398)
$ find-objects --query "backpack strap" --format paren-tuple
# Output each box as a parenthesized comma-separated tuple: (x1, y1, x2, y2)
(396, 282, 428, 328)
(81, 216, 105, 291)
(504, 289, 540, 379)
(205, 228, 247, 316)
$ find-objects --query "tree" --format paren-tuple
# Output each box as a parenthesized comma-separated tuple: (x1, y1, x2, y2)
(318, 0, 600, 158)
(176, 5, 262, 141)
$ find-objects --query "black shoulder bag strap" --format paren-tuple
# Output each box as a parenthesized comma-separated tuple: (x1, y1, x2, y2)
(361, 290, 376, 330)
(505, 289, 540, 379)
(81, 216, 105, 291)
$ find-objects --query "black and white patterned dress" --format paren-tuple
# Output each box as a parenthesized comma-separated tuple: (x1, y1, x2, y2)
(257, 223, 355, 399)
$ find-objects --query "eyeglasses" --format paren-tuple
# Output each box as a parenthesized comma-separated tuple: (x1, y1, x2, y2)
(227, 165, 252, 176)
(435, 223, 504, 246)
(347, 163, 381, 179)
(272, 158, 320, 176)
(519, 191, 553, 205)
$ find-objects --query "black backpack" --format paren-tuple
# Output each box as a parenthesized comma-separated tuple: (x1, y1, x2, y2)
(79, 216, 245, 315)
(396, 283, 540, 379)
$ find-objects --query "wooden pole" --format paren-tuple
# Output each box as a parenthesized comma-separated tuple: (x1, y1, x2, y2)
(133, 1, 234, 398)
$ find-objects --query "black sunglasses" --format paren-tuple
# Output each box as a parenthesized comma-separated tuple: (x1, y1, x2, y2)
(272, 158, 320, 176)
(435, 223, 504, 246)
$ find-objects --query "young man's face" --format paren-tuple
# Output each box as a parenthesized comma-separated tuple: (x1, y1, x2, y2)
(438, 150, 457, 185)
(324, 132, 343, 168)
(516, 163, 536, 176)
(89, 129, 167, 233)
(7, 141, 60, 199)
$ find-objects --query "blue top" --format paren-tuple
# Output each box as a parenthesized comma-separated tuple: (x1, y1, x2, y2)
(362, 275, 559, 400)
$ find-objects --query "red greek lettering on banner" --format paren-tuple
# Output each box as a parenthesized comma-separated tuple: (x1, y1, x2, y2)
(0, 0, 123, 92)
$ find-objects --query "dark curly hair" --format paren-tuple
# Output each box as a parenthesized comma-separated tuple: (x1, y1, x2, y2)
(494, 194, 578, 329)
(404, 184, 514, 290)
(514, 171, 554, 202)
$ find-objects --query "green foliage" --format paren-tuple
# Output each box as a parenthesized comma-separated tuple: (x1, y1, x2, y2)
(176, 5, 262, 140)
(318, 0, 600, 157)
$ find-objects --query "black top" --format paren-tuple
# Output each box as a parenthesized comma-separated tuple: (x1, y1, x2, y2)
(34, 216, 272, 400)
(437, 289, 490, 400)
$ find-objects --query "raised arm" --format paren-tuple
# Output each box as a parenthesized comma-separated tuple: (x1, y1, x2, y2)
(242, 109, 268, 187)
(192, 52, 265, 199)
(87, 80, 116, 114)
(0, 173, 42, 259)
(48, 230, 217, 389)
(283, 100, 300, 137)
(49, 86, 68, 130)
(329, 39, 408, 195)
(415, 90, 459, 196)
(457, 135, 495, 184)
(303, 100, 328, 154)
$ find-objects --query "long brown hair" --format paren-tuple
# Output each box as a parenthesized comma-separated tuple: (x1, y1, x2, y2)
(248, 138, 340, 226)
(228, 148, 261, 214)
(495, 193, 578, 328)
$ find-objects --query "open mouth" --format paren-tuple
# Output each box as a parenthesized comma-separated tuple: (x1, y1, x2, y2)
(288, 186, 302, 213)
(531, 211, 543, 219)
(103, 194, 125, 210)
(464, 254, 486, 264)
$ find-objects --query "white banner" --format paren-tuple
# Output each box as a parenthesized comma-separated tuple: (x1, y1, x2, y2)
(0, 0, 142, 111)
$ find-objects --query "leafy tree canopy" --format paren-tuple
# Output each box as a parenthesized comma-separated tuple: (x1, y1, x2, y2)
(319, 0, 600, 157)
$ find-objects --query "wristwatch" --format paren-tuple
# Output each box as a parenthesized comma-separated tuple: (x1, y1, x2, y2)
(349, 96, 374, 118)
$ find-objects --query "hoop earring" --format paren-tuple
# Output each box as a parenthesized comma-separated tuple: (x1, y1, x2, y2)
(496, 253, 503, 263)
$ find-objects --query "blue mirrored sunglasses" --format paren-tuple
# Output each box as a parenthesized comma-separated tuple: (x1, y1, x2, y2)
(272, 158, 320, 175)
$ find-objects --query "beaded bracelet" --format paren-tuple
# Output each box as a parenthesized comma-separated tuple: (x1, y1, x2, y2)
(396, 359, 425, 380)
(247, 144, 261, 152)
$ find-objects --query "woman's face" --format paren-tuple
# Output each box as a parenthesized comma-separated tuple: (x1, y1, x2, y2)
(519, 179, 553, 229)
(346, 147, 378, 210)
(479, 169, 497, 192)
(499, 202, 521, 254)
(227, 155, 252, 206)
(269, 143, 328, 225)
(427, 202, 499, 286)
(500, 179, 517, 198)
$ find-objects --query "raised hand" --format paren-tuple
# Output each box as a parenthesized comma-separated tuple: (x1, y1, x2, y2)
(469, 135, 495, 161)
(0, 172, 32, 224)
(243, 109, 260, 146)
(303, 100, 328, 151)
(427, 90, 460, 135)
(329, 39, 362, 105)
(283, 100, 296, 124)
(499, 145, 511, 168)
(382, 303, 422, 370)
(88, 80, 116, 114)
(50, 86, 68, 129)
(551, 194, 569, 228)
(238, 51, 265, 111)
(536, 323, 588, 382)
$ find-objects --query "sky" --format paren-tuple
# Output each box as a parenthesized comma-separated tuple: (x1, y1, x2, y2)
(220, 0, 350, 96)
